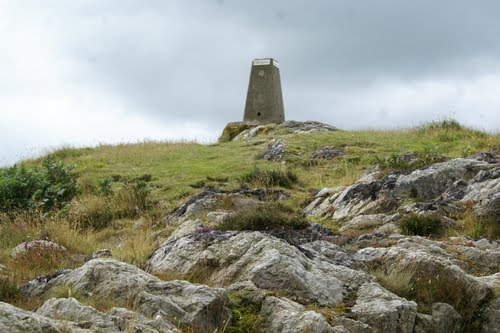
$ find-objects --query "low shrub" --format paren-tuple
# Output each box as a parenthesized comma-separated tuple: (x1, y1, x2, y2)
(97, 178, 113, 196)
(399, 214, 443, 236)
(241, 168, 298, 188)
(217, 202, 308, 231)
(0, 158, 76, 212)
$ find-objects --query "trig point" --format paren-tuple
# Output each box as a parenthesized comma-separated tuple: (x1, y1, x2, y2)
(243, 58, 285, 124)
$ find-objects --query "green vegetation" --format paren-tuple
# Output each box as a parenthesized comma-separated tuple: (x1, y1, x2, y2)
(376, 146, 444, 172)
(0, 158, 76, 211)
(0, 276, 19, 303)
(225, 292, 263, 333)
(399, 214, 443, 237)
(372, 266, 470, 315)
(241, 167, 298, 188)
(218, 202, 308, 231)
(0, 119, 498, 312)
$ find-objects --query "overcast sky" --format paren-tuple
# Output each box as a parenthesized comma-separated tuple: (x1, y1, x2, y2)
(1, 1, 500, 165)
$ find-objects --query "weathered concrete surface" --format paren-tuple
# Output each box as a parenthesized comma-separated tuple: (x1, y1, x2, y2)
(244, 58, 285, 124)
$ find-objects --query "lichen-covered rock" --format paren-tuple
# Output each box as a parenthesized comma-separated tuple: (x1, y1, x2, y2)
(165, 188, 288, 222)
(148, 231, 370, 306)
(310, 146, 345, 161)
(230, 120, 338, 141)
(260, 296, 335, 333)
(351, 282, 417, 333)
(11, 240, 66, 258)
(305, 157, 498, 223)
(356, 237, 496, 331)
(21, 259, 230, 333)
(339, 214, 400, 232)
(258, 139, 287, 161)
(393, 158, 489, 200)
(0, 301, 89, 333)
(332, 315, 372, 333)
(36, 297, 180, 332)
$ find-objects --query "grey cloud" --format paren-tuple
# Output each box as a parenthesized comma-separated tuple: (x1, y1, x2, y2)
(1, 0, 499, 165)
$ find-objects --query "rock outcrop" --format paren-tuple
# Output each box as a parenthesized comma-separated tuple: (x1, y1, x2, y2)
(21, 259, 230, 333)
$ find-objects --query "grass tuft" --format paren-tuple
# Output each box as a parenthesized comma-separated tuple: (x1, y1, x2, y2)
(399, 214, 443, 236)
(241, 167, 298, 188)
(217, 202, 308, 231)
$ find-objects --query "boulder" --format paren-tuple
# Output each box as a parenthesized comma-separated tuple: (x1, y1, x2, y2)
(21, 259, 230, 333)
(393, 158, 489, 200)
(37, 297, 180, 332)
(148, 231, 370, 306)
(260, 296, 335, 333)
(305, 157, 498, 222)
(356, 237, 495, 331)
(351, 282, 417, 333)
(0, 301, 89, 333)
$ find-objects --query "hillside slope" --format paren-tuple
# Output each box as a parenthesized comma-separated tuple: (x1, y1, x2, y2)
(0, 120, 499, 332)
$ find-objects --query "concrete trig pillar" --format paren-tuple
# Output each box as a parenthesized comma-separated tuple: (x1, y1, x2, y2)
(243, 58, 285, 124)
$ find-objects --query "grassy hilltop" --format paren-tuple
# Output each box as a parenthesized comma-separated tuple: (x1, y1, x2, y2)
(0, 119, 499, 310)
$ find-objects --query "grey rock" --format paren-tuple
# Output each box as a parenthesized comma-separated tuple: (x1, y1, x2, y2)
(339, 214, 399, 232)
(148, 232, 370, 306)
(206, 211, 230, 224)
(351, 282, 417, 333)
(260, 296, 335, 333)
(468, 152, 499, 164)
(394, 158, 489, 200)
(431, 302, 462, 333)
(302, 240, 361, 268)
(332, 315, 372, 333)
(37, 297, 180, 332)
(310, 146, 345, 161)
(355, 237, 495, 330)
(167, 219, 204, 241)
(305, 157, 498, 223)
(480, 298, 500, 333)
(259, 139, 287, 161)
(451, 245, 500, 275)
(85, 249, 112, 261)
(22, 259, 230, 333)
(279, 120, 338, 133)
(0, 301, 90, 333)
(232, 121, 337, 141)
(165, 188, 288, 222)
(11, 240, 66, 258)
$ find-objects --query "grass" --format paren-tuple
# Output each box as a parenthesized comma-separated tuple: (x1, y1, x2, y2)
(217, 202, 308, 231)
(241, 167, 299, 188)
(0, 119, 498, 312)
(399, 214, 444, 237)
(372, 265, 470, 315)
(447, 212, 500, 240)
(224, 291, 263, 333)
